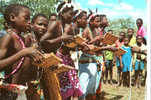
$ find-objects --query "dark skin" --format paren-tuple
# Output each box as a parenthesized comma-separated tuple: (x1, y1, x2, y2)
(32, 16, 48, 42)
(134, 36, 146, 88)
(39, 8, 75, 100)
(81, 15, 116, 99)
(119, 38, 146, 87)
(40, 9, 74, 53)
(0, 8, 43, 84)
(127, 28, 134, 40)
(136, 19, 142, 29)
(116, 32, 125, 86)
(119, 32, 125, 42)
(83, 17, 117, 54)
(49, 15, 57, 22)
(104, 30, 115, 84)
(75, 13, 87, 29)
(72, 12, 92, 51)
(25, 16, 49, 100)
(99, 16, 109, 33)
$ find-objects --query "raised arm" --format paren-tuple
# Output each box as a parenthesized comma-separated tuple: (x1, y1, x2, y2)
(40, 21, 62, 43)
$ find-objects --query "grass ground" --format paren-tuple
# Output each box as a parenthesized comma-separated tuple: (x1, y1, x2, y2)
(98, 66, 146, 100)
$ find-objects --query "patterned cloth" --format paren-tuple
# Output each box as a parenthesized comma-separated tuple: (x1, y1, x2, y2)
(104, 51, 113, 60)
(56, 51, 83, 100)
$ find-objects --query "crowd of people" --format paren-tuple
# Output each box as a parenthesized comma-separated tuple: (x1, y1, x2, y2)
(0, 1, 147, 100)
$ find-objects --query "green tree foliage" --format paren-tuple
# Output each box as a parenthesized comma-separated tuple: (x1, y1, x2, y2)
(8, 0, 59, 16)
(0, 0, 60, 30)
(106, 17, 137, 36)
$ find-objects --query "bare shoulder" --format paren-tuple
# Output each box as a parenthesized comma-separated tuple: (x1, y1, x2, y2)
(0, 32, 13, 48)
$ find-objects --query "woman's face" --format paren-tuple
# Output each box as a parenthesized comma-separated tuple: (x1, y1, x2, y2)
(62, 9, 73, 23)
(92, 16, 101, 28)
(78, 13, 87, 28)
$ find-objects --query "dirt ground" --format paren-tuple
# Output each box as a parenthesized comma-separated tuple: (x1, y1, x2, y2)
(97, 67, 146, 100)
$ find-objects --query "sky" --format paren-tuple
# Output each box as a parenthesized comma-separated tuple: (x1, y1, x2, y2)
(74, 0, 147, 23)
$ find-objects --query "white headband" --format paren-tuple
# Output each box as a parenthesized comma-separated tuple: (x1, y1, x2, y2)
(58, 3, 73, 14)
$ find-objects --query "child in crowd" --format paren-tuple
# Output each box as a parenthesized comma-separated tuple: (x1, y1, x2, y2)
(120, 37, 146, 87)
(25, 13, 49, 100)
(133, 35, 147, 88)
(0, 4, 43, 100)
(115, 32, 125, 86)
(104, 30, 114, 84)
(136, 18, 147, 45)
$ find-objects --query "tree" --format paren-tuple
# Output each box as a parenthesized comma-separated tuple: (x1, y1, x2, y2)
(8, 0, 59, 17)
(0, 0, 61, 30)
(106, 17, 137, 36)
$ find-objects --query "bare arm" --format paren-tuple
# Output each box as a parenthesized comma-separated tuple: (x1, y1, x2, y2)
(97, 46, 117, 52)
(40, 21, 62, 43)
(119, 56, 123, 68)
(131, 46, 147, 55)
(88, 35, 103, 44)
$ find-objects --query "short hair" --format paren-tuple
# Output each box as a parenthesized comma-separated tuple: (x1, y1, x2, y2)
(4, 4, 29, 25)
(99, 14, 106, 22)
(108, 30, 113, 32)
(128, 28, 134, 32)
(136, 18, 143, 24)
(136, 35, 143, 39)
(32, 13, 48, 23)
(119, 31, 126, 35)
(49, 13, 57, 18)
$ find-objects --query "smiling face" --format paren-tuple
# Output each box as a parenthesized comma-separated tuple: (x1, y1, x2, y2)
(32, 16, 48, 37)
(12, 8, 31, 32)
